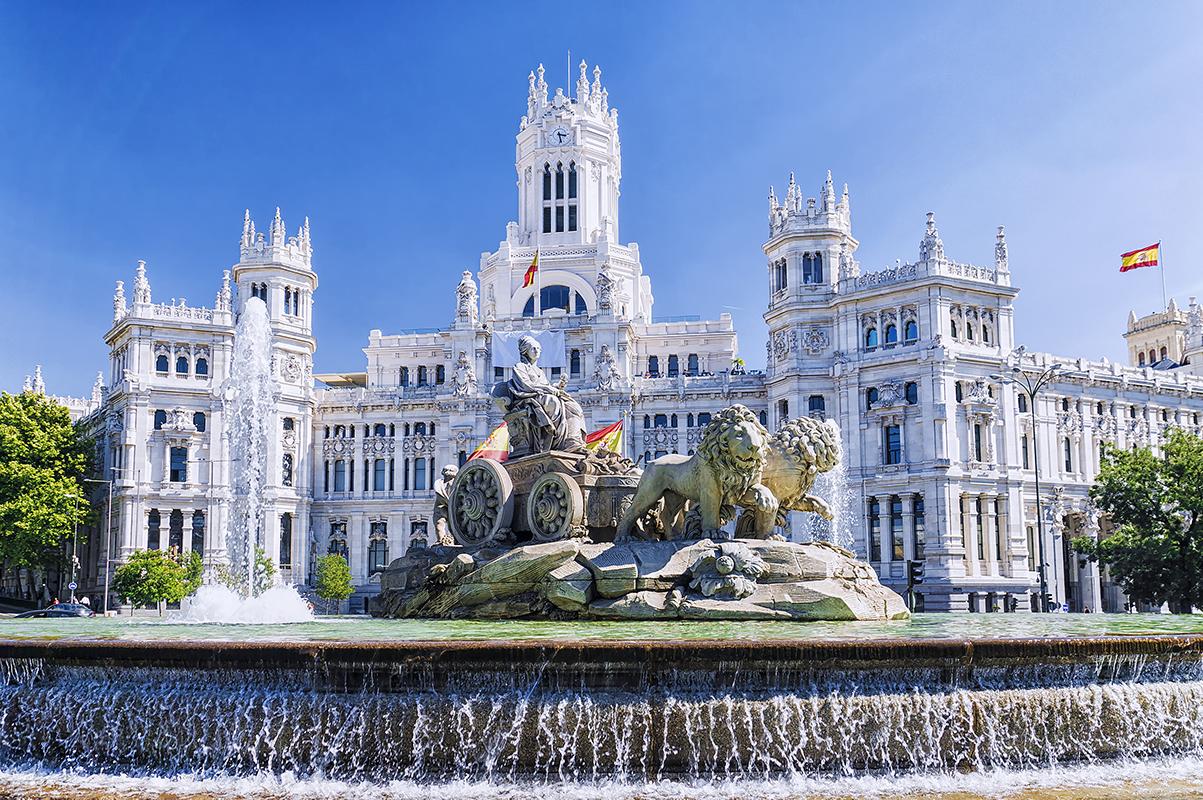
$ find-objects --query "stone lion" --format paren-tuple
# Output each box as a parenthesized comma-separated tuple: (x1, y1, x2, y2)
(734, 416, 841, 536)
(616, 404, 778, 540)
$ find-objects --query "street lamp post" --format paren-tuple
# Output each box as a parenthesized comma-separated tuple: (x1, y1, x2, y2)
(61, 493, 80, 603)
(993, 352, 1062, 613)
(83, 467, 122, 615)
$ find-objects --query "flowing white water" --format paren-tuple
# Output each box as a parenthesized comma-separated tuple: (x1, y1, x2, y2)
(805, 427, 856, 553)
(179, 296, 311, 624)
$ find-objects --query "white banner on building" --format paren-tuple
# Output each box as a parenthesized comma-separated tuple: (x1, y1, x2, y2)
(492, 330, 566, 368)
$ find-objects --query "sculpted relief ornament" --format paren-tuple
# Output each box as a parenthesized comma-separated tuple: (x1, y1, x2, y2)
(593, 344, 622, 392)
(801, 327, 829, 356)
(452, 352, 477, 397)
(456, 271, 479, 325)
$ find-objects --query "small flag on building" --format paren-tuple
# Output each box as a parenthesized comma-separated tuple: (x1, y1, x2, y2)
(1120, 242, 1161, 272)
(468, 422, 510, 462)
(584, 420, 624, 454)
(522, 250, 540, 288)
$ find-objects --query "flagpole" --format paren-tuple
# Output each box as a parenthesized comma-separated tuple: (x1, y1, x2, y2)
(1160, 241, 1168, 310)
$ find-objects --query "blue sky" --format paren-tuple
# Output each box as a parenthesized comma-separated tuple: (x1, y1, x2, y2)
(2, 1, 1201, 395)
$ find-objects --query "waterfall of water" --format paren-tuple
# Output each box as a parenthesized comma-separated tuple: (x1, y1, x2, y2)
(806, 425, 856, 553)
(3, 658, 1203, 785)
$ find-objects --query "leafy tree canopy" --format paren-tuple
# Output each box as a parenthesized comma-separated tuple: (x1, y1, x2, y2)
(1075, 429, 1203, 613)
(113, 548, 195, 610)
(314, 554, 353, 612)
(0, 392, 92, 567)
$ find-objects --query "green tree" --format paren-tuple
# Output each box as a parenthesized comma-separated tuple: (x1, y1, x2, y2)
(314, 554, 353, 613)
(0, 392, 92, 594)
(112, 548, 193, 613)
(1074, 429, 1203, 613)
(214, 546, 277, 597)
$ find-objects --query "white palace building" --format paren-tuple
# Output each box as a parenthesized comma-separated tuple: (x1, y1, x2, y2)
(33, 62, 1203, 613)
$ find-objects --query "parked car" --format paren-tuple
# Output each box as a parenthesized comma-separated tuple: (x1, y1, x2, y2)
(15, 603, 95, 619)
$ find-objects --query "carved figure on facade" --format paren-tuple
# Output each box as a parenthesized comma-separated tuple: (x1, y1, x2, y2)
(596, 262, 615, 312)
(876, 379, 905, 408)
(593, 344, 622, 392)
(133, 260, 152, 305)
(216, 271, 232, 313)
(617, 405, 778, 541)
(113, 281, 128, 322)
(965, 377, 995, 405)
(491, 334, 587, 456)
(455, 271, 479, 325)
(432, 464, 459, 546)
(919, 212, 945, 262)
(452, 352, 477, 397)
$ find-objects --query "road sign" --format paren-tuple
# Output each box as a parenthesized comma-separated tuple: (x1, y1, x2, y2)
(68, 582, 77, 591)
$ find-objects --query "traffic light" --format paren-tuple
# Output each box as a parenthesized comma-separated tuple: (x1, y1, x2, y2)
(907, 559, 924, 587)
(1042, 593, 1054, 612)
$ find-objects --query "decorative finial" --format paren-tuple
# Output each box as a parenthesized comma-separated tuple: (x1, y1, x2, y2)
(995, 225, 1008, 271)
(91, 372, 104, 405)
(919, 213, 944, 262)
(113, 280, 127, 322)
(31, 365, 45, 395)
(133, 260, 151, 305)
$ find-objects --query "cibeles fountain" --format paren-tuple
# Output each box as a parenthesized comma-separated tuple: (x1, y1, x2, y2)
(376, 334, 908, 622)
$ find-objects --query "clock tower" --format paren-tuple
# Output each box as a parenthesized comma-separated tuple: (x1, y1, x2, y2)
(515, 61, 622, 247)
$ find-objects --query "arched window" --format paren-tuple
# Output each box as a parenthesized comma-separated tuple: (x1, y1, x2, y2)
(156, 355, 169, 372)
(982, 325, 991, 345)
(670, 413, 678, 427)
(191, 511, 205, 554)
(192, 412, 206, 432)
(687, 413, 695, 427)
(147, 509, 161, 550)
(1149, 349, 1157, 364)
(369, 522, 389, 575)
(865, 328, 878, 349)
(966, 324, 974, 342)
(523, 296, 535, 317)
(866, 387, 879, 410)
(697, 412, 712, 426)
(1061, 398, 1070, 412)
(414, 422, 426, 435)
(885, 325, 898, 345)
(654, 414, 667, 428)
(667, 355, 680, 377)
(570, 349, 581, 377)
(1161, 346, 1168, 361)
(955, 382, 964, 402)
(574, 293, 586, 314)
(279, 513, 292, 566)
(374, 423, 387, 437)
(154, 410, 167, 430)
(195, 358, 208, 376)
(1018, 393, 1028, 413)
(687, 354, 699, 376)
(904, 320, 919, 342)
(643, 414, 650, 428)
(647, 355, 660, 377)
(1139, 353, 1146, 366)
(540, 284, 571, 313)
(905, 382, 919, 404)
(759, 411, 768, 426)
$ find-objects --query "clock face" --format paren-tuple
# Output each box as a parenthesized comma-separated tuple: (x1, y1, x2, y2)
(548, 126, 572, 147)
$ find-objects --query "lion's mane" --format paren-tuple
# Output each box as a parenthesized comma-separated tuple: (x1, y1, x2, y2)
(695, 404, 770, 509)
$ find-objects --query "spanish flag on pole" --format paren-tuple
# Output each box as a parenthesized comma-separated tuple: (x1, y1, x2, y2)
(468, 422, 510, 462)
(1120, 243, 1161, 272)
(522, 250, 540, 288)
(584, 420, 623, 454)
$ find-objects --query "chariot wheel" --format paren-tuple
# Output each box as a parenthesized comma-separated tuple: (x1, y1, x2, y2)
(527, 472, 584, 542)
(449, 459, 514, 547)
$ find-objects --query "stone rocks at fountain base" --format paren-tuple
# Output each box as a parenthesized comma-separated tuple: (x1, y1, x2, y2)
(374, 538, 909, 622)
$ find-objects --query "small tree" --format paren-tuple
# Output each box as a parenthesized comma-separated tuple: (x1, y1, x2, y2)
(1074, 429, 1203, 613)
(113, 549, 191, 614)
(314, 554, 353, 614)
(214, 546, 277, 596)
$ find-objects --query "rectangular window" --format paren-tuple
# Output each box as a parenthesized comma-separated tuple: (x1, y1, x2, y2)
(995, 499, 1004, 561)
(551, 366, 561, 380)
(976, 498, 986, 560)
(374, 459, 386, 492)
(349, 460, 355, 492)
(567, 204, 577, 232)
(885, 425, 902, 465)
(334, 460, 346, 492)
(169, 447, 188, 483)
(494, 367, 504, 381)
(1026, 525, 1036, 572)
(279, 513, 292, 567)
(1021, 434, 1030, 469)
(973, 423, 984, 462)
(555, 205, 564, 232)
(543, 207, 552, 233)
(913, 497, 926, 559)
(891, 497, 904, 561)
(869, 500, 882, 562)
(415, 458, 427, 491)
